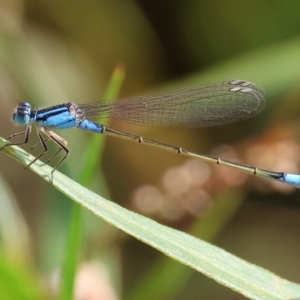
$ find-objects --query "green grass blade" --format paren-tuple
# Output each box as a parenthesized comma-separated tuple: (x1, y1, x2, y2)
(78, 64, 125, 185)
(58, 203, 83, 300)
(0, 250, 45, 300)
(125, 191, 243, 300)
(1, 141, 300, 300)
(58, 65, 125, 300)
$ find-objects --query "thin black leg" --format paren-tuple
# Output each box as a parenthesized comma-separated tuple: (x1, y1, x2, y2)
(25, 131, 48, 169)
(1, 125, 31, 149)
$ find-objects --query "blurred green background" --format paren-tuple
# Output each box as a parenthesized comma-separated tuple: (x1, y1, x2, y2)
(1, 1, 300, 299)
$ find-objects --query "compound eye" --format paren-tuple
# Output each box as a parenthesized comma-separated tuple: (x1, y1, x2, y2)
(11, 102, 32, 126)
(24, 103, 31, 110)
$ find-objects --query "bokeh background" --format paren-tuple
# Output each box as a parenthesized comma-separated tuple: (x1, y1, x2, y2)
(1, 1, 300, 299)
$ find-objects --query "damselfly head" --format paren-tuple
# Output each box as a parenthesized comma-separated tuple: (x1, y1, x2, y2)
(12, 102, 32, 126)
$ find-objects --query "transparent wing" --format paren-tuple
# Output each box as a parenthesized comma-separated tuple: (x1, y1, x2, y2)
(78, 79, 265, 128)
